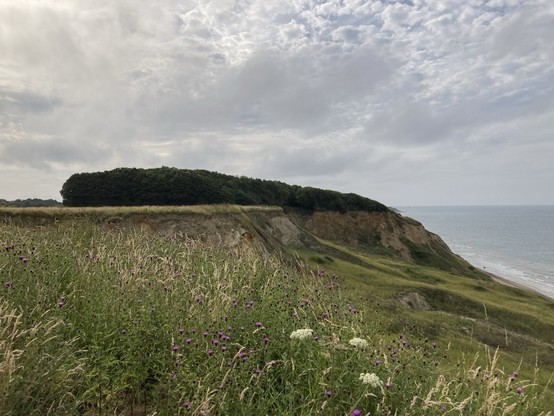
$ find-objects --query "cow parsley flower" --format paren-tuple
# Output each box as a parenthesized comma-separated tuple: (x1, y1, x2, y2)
(359, 373, 382, 388)
(290, 328, 313, 340)
(348, 337, 369, 349)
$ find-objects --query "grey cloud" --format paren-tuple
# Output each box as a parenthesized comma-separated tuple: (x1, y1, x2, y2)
(0, 90, 61, 114)
(0, 0, 553, 205)
(0, 138, 111, 169)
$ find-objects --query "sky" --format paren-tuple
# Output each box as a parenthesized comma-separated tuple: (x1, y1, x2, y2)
(1, 0, 553, 206)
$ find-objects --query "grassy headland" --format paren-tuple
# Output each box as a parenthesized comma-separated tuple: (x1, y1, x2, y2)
(1, 206, 553, 415)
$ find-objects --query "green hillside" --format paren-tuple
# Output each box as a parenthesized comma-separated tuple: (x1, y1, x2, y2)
(1, 206, 552, 415)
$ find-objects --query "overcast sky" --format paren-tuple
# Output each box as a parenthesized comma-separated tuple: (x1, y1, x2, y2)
(1, 0, 553, 206)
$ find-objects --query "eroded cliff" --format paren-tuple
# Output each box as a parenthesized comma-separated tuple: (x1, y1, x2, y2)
(119, 206, 469, 272)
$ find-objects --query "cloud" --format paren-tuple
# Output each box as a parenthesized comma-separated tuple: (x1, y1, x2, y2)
(0, 0, 553, 204)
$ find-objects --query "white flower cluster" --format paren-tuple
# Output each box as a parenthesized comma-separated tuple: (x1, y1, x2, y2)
(348, 337, 369, 349)
(359, 373, 382, 388)
(290, 328, 314, 340)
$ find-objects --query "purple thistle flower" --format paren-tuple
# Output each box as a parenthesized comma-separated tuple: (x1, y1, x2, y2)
(375, 359, 381, 366)
(384, 380, 392, 389)
(255, 321, 262, 328)
(182, 401, 191, 410)
(350, 409, 361, 416)
(178, 327, 184, 334)
(207, 349, 214, 356)
(57, 301, 65, 308)
(212, 339, 219, 346)
(324, 390, 331, 398)
(221, 345, 227, 352)
(185, 338, 192, 344)
(171, 344, 178, 352)
(516, 386, 524, 394)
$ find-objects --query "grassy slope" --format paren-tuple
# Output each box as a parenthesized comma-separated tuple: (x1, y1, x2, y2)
(2, 206, 553, 413)
(293, 237, 554, 407)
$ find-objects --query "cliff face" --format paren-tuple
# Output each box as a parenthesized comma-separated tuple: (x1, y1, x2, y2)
(121, 206, 468, 272)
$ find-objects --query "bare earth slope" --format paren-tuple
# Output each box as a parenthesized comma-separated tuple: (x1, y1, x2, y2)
(115, 206, 474, 275)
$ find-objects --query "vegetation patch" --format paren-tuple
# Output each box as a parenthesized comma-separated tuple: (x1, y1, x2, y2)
(1, 213, 553, 415)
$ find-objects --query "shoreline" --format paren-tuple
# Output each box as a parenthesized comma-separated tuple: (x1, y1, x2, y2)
(484, 270, 554, 301)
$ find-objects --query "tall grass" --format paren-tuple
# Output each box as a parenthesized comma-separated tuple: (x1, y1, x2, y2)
(1, 219, 551, 415)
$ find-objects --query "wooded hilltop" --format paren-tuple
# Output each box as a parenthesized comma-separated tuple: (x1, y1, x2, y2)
(60, 167, 389, 212)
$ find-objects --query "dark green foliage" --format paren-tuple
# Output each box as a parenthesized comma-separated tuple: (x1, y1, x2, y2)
(0, 198, 62, 207)
(60, 167, 389, 212)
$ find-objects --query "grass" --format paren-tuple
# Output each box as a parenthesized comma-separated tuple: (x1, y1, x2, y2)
(1, 213, 553, 415)
(0, 204, 282, 220)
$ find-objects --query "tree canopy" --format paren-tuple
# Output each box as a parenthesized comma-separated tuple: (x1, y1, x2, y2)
(60, 167, 389, 213)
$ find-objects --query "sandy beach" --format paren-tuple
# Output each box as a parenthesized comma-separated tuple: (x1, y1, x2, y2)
(486, 271, 554, 301)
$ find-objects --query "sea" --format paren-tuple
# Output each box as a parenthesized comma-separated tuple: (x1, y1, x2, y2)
(398, 205, 554, 300)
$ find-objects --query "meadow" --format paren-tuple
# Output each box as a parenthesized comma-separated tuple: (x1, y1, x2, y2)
(1, 213, 552, 415)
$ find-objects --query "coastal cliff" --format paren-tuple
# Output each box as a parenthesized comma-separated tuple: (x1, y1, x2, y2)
(113, 205, 472, 273)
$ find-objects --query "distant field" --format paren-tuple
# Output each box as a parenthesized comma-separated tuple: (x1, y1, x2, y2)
(0, 204, 282, 217)
(1, 213, 553, 415)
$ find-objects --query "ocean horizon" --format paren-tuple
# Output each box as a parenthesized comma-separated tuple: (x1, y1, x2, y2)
(398, 205, 554, 300)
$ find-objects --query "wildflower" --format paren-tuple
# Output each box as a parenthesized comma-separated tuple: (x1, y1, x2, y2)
(510, 371, 518, 381)
(255, 321, 263, 328)
(359, 373, 382, 388)
(384, 380, 392, 389)
(324, 389, 332, 398)
(375, 359, 381, 366)
(178, 327, 184, 334)
(57, 301, 65, 308)
(350, 409, 362, 416)
(182, 401, 191, 410)
(171, 344, 178, 352)
(185, 338, 192, 344)
(207, 349, 214, 356)
(290, 328, 314, 340)
(516, 386, 524, 394)
(348, 337, 369, 349)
